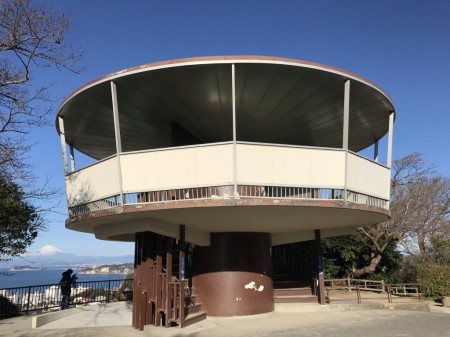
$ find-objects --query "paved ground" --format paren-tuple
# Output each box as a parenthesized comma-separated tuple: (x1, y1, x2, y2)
(1, 301, 449, 337)
(155, 310, 450, 337)
(0, 302, 141, 337)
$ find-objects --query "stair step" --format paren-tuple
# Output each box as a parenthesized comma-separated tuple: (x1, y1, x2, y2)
(274, 295, 318, 304)
(273, 281, 307, 289)
(185, 294, 201, 305)
(185, 303, 202, 315)
(274, 286, 317, 304)
(184, 311, 207, 327)
(274, 295, 317, 298)
(274, 287, 313, 296)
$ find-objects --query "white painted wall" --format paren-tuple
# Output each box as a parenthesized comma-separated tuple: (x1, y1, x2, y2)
(120, 144, 234, 192)
(346, 152, 390, 199)
(64, 143, 390, 206)
(236, 144, 346, 188)
(65, 157, 120, 206)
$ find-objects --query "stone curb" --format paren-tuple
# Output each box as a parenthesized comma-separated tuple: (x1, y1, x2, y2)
(31, 307, 81, 329)
(275, 302, 431, 313)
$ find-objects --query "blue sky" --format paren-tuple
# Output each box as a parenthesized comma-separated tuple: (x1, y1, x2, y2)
(8, 0, 450, 259)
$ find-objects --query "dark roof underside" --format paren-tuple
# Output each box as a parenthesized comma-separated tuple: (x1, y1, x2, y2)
(58, 61, 394, 160)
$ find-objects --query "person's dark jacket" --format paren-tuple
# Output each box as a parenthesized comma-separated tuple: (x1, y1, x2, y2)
(59, 270, 74, 295)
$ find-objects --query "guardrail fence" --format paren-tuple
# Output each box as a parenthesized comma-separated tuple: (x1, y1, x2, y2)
(324, 278, 423, 304)
(0, 278, 133, 318)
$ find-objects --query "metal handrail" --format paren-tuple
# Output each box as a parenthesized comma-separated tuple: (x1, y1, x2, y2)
(68, 185, 388, 217)
(0, 278, 133, 318)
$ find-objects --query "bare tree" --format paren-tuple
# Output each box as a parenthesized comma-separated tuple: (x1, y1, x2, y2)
(0, 0, 82, 181)
(0, 0, 82, 259)
(352, 152, 450, 277)
(399, 176, 450, 255)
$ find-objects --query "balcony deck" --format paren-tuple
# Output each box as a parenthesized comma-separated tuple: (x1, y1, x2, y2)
(64, 142, 390, 246)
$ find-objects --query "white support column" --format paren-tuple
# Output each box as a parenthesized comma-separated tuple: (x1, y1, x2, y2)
(374, 140, 379, 162)
(69, 145, 76, 172)
(387, 112, 395, 168)
(58, 116, 68, 175)
(111, 81, 123, 154)
(342, 80, 350, 150)
(111, 81, 124, 205)
(343, 80, 350, 203)
(232, 64, 238, 197)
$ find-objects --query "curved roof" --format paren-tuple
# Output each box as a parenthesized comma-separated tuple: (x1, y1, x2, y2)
(56, 56, 395, 160)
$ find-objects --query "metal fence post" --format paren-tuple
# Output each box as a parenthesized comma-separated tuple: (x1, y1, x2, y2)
(26, 286, 31, 315)
(387, 285, 392, 303)
(107, 280, 111, 303)
(356, 286, 361, 304)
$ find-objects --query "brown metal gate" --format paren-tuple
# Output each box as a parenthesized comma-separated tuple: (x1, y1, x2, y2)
(133, 229, 186, 330)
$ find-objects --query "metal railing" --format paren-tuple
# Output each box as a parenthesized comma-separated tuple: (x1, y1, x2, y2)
(69, 195, 121, 216)
(386, 283, 422, 303)
(125, 185, 234, 204)
(0, 278, 133, 318)
(325, 278, 385, 292)
(69, 184, 389, 217)
(346, 191, 389, 209)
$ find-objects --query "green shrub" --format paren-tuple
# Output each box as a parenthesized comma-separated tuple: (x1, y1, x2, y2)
(0, 295, 20, 318)
(416, 262, 450, 298)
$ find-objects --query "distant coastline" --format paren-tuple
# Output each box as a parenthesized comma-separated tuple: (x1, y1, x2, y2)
(0, 267, 129, 289)
(9, 266, 42, 272)
(79, 263, 133, 275)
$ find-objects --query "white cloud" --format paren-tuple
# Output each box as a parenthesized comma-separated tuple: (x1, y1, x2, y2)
(36, 245, 63, 255)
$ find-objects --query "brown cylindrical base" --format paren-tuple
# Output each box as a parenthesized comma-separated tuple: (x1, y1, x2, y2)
(192, 232, 273, 316)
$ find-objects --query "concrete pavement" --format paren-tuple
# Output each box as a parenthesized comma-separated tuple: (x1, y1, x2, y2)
(147, 309, 450, 337)
(1, 301, 449, 337)
(145, 302, 450, 337)
(0, 302, 141, 337)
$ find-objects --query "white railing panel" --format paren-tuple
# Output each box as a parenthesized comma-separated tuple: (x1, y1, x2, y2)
(346, 153, 390, 200)
(236, 144, 346, 187)
(120, 144, 234, 192)
(65, 157, 120, 207)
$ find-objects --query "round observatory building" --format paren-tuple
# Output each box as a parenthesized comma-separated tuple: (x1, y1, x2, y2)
(56, 56, 395, 330)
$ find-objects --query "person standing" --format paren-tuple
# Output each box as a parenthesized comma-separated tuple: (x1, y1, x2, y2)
(59, 268, 77, 310)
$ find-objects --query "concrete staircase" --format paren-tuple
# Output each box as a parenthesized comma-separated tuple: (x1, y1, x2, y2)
(184, 291, 207, 327)
(274, 287, 318, 304)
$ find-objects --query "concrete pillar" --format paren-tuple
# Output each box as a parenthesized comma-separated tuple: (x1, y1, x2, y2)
(192, 233, 273, 316)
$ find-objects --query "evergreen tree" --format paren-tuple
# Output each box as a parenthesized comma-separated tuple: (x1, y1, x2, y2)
(0, 176, 43, 259)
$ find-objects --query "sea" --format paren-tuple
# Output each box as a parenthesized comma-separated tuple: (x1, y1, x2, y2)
(0, 267, 128, 289)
